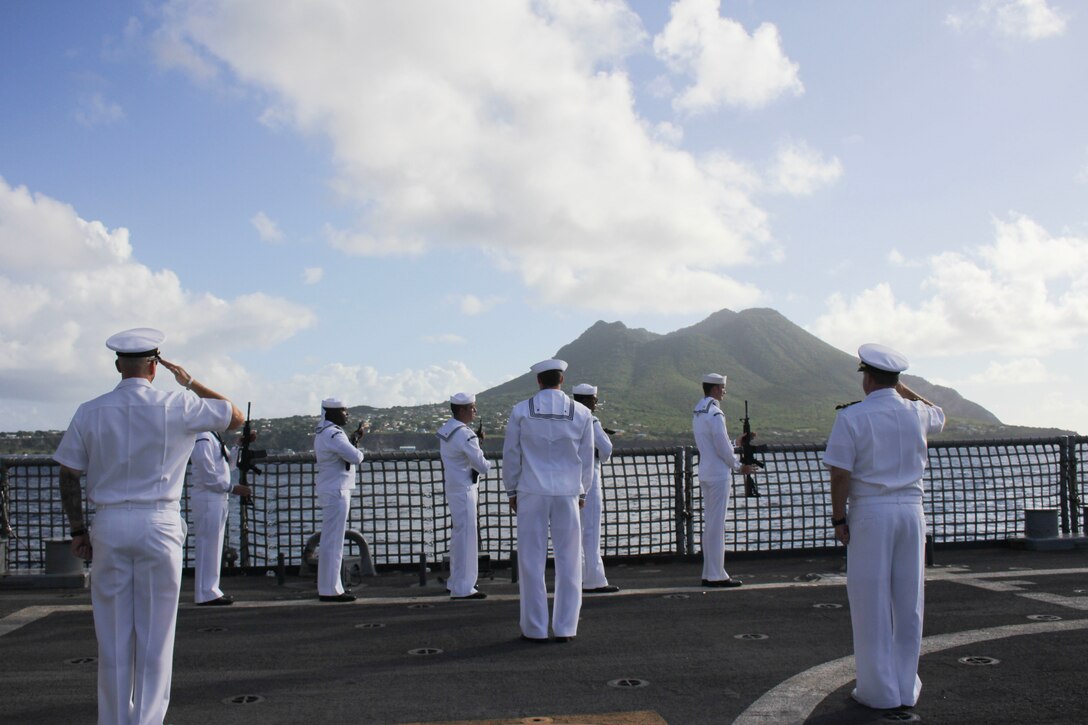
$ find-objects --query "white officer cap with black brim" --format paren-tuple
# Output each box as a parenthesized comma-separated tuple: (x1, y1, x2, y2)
(572, 384, 597, 396)
(530, 359, 568, 375)
(106, 327, 165, 358)
(702, 373, 727, 386)
(450, 392, 475, 405)
(857, 343, 909, 373)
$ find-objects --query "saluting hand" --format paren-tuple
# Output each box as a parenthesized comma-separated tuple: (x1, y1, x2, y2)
(158, 357, 194, 388)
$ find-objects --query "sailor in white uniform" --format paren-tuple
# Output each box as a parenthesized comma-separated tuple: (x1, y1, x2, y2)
(314, 397, 367, 602)
(692, 373, 758, 587)
(54, 328, 243, 725)
(188, 430, 251, 605)
(823, 343, 945, 710)
(571, 383, 617, 594)
(437, 392, 491, 600)
(503, 359, 595, 642)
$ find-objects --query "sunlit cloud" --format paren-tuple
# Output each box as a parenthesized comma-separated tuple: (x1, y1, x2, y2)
(251, 211, 284, 243)
(302, 267, 323, 284)
(653, 0, 803, 113)
(946, 0, 1067, 41)
(74, 92, 125, 127)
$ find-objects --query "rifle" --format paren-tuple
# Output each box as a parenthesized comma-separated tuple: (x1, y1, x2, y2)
(739, 400, 766, 498)
(471, 424, 484, 483)
(236, 403, 266, 568)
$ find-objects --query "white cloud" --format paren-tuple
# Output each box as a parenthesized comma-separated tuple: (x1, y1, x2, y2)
(0, 176, 315, 422)
(422, 333, 468, 345)
(458, 294, 501, 316)
(250, 211, 284, 243)
(964, 357, 1055, 384)
(284, 360, 483, 411)
(810, 213, 1088, 356)
(766, 141, 843, 196)
(325, 224, 425, 258)
(946, 1, 1067, 41)
(302, 267, 323, 284)
(74, 92, 125, 127)
(153, 0, 775, 315)
(653, 0, 803, 113)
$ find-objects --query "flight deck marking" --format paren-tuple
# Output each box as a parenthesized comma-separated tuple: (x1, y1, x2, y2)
(3, 566, 1087, 639)
(732, 617, 1088, 725)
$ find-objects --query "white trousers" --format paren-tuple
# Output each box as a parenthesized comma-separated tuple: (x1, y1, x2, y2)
(318, 488, 352, 596)
(190, 492, 228, 603)
(580, 479, 609, 589)
(699, 477, 732, 581)
(846, 497, 926, 709)
(517, 493, 583, 638)
(446, 485, 480, 597)
(90, 504, 186, 725)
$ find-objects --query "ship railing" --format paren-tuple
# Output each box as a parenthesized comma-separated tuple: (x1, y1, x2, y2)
(2, 435, 1085, 572)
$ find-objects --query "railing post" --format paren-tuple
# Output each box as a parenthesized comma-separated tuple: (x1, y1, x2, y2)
(1065, 436, 1080, 535)
(1059, 437, 1072, 535)
(681, 447, 696, 556)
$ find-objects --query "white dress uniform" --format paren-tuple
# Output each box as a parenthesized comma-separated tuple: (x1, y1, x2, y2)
(314, 415, 365, 597)
(503, 364, 595, 640)
(823, 348, 945, 710)
(437, 413, 491, 598)
(581, 415, 613, 589)
(188, 432, 234, 603)
(54, 374, 232, 725)
(692, 392, 742, 582)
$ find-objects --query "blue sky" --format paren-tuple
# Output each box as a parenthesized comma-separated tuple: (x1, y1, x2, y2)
(2, 0, 1087, 433)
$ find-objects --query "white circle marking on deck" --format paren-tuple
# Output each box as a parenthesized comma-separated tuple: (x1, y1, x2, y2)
(732, 617, 1088, 724)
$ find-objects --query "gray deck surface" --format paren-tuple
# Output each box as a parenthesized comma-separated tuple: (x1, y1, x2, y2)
(2, 546, 1087, 724)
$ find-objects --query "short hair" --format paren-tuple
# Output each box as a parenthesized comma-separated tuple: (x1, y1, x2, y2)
(702, 382, 719, 396)
(573, 394, 595, 407)
(450, 403, 472, 418)
(866, 368, 899, 387)
(117, 356, 155, 375)
(538, 369, 563, 388)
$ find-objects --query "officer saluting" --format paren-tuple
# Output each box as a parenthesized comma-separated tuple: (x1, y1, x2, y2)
(437, 392, 491, 600)
(54, 328, 243, 725)
(314, 397, 366, 602)
(823, 344, 945, 711)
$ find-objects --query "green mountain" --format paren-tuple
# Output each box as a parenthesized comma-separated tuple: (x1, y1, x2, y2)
(470, 307, 1015, 445)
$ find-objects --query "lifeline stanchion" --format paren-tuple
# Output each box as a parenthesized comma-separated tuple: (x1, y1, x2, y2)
(276, 552, 286, 585)
(418, 553, 428, 586)
(510, 550, 518, 584)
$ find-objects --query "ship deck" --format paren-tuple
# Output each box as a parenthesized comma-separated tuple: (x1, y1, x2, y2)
(2, 545, 1087, 724)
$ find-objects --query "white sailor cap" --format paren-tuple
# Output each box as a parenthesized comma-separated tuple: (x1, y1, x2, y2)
(857, 343, 909, 374)
(106, 327, 165, 358)
(530, 359, 568, 374)
(321, 397, 346, 410)
(572, 384, 597, 396)
(450, 392, 475, 405)
(702, 373, 727, 386)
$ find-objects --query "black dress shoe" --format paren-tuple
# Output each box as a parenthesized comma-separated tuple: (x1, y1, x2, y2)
(520, 634, 549, 644)
(319, 593, 357, 602)
(451, 591, 487, 600)
(197, 595, 234, 606)
(583, 585, 620, 594)
(701, 578, 743, 588)
(552, 635, 575, 643)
